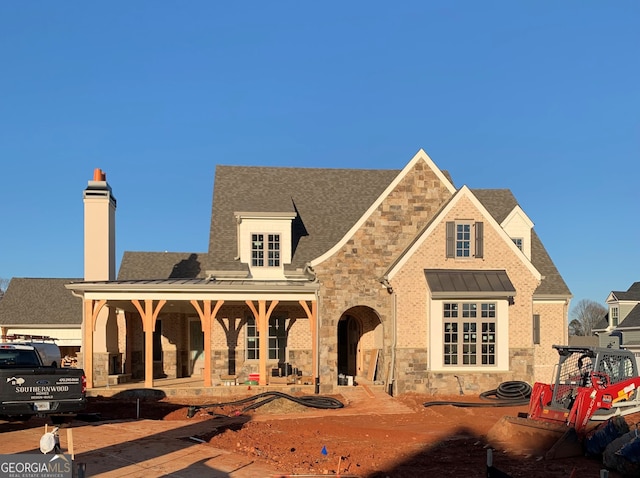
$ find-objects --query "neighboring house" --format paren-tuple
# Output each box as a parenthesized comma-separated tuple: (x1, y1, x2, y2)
(66, 150, 572, 394)
(0, 277, 83, 358)
(593, 282, 640, 360)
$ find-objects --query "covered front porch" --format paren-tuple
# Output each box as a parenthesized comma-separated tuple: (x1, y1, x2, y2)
(66, 278, 320, 391)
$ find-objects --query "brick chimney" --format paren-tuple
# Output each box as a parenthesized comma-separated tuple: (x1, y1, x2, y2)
(83, 168, 117, 281)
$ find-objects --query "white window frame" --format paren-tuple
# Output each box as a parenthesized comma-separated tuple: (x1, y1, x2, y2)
(512, 237, 523, 251)
(245, 316, 287, 361)
(430, 299, 509, 371)
(443, 302, 497, 366)
(611, 306, 619, 327)
(455, 222, 473, 258)
(251, 233, 280, 267)
(446, 220, 482, 259)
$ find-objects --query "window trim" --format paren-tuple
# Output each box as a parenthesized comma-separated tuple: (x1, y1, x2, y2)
(442, 301, 497, 367)
(245, 316, 287, 361)
(430, 299, 509, 371)
(446, 221, 484, 259)
(512, 237, 524, 251)
(251, 233, 281, 267)
(611, 306, 619, 327)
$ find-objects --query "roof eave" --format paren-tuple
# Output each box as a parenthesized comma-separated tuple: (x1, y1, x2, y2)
(430, 291, 515, 300)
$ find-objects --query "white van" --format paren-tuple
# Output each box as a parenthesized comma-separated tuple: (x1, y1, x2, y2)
(30, 342, 62, 367)
(0, 335, 62, 367)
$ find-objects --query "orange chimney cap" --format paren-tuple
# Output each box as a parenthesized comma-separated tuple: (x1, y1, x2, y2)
(93, 168, 106, 181)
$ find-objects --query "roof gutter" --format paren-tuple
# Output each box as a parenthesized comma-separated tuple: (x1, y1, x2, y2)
(65, 281, 320, 294)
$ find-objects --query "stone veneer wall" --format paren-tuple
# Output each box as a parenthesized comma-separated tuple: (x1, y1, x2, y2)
(84, 352, 110, 387)
(393, 347, 534, 396)
(209, 303, 315, 384)
(313, 160, 453, 393)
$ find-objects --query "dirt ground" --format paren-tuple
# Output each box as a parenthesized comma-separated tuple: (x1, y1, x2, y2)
(82, 391, 636, 478)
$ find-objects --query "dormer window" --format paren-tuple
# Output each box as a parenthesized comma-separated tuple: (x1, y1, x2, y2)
(611, 306, 619, 327)
(235, 211, 295, 278)
(252, 233, 280, 267)
(512, 238, 523, 251)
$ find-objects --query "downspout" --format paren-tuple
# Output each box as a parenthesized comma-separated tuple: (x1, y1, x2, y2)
(389, 291, 397, 396)
(315, 289, 321, 395)
(381, 277, 396, 396)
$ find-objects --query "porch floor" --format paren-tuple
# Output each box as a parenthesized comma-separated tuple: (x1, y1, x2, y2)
(87, 375, 379, 399)
(87, 375, 315, 399)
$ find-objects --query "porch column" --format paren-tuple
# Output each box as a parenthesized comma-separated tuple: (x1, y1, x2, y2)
(191, 299, 224, 387)
(132, 299, 166, 389)
(246, 300, 279, 386)
(299, 299, 318, 379)
(83, 299, 106, 389)
(125, 316, 133, 375)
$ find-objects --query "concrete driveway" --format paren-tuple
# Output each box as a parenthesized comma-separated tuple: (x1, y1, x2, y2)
(0, 417, 282, 477)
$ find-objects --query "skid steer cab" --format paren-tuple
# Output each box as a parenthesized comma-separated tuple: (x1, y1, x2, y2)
(529, 345, 640, 432)
(487, 345, 640, 459)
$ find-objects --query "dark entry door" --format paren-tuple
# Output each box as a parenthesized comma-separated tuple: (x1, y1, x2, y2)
(338, 315, 360, 377)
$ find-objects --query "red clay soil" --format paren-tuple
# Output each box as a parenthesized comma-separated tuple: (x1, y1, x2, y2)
(83, 392, 634, 478)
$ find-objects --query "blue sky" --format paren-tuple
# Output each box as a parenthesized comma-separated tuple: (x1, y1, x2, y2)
(0, 2, 638, 311)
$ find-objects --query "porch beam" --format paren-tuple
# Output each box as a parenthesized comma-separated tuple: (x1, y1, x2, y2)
(132, 299, 167, 389)
(190, 299, 224, 387)
(299, 299, 318, 380)
(246, 300, 279, 385)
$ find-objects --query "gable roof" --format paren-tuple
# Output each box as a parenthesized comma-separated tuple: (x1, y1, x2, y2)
(386, 186, 542, 281)
(472, 189, 571, 298)
(209, 165, 402, 271)
(610, 282, 640, 301)
(118, 166, 401, 279)
(311, 149, 456, 266)
(116, 153, 569, 300)
(617, 304, 640, 329)
(0, 278, 82, 326)
(471, 189, 519, 224)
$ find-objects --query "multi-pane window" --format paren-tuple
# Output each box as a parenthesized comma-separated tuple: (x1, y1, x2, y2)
(246, 318, 259, 359)
(267, 234, 280, 266)
(512, 238, 523, 251)
(456, 223, 472, 257)
(611, 307, 619, 327)
(246, 316, 287, 360)
(251, 234, 280, 267)
(443, 302, 497, 366)
(446, 221, 483, 259)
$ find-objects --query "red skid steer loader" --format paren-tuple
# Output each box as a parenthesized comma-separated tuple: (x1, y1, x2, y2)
(487, 345, 640, 459)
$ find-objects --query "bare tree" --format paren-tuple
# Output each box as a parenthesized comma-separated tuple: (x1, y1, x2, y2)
(569, 299, 607, 336)
(0, 278, 9, 300)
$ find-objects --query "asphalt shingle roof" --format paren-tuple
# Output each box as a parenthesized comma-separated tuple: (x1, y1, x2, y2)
(117, 165, 570, 299)
(208, 165, 401, 270)
(617, 303, 640, 329)
(611, 282, 640, 301)
(0, 278, 82, 326)
(472, 189, 571, 297)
